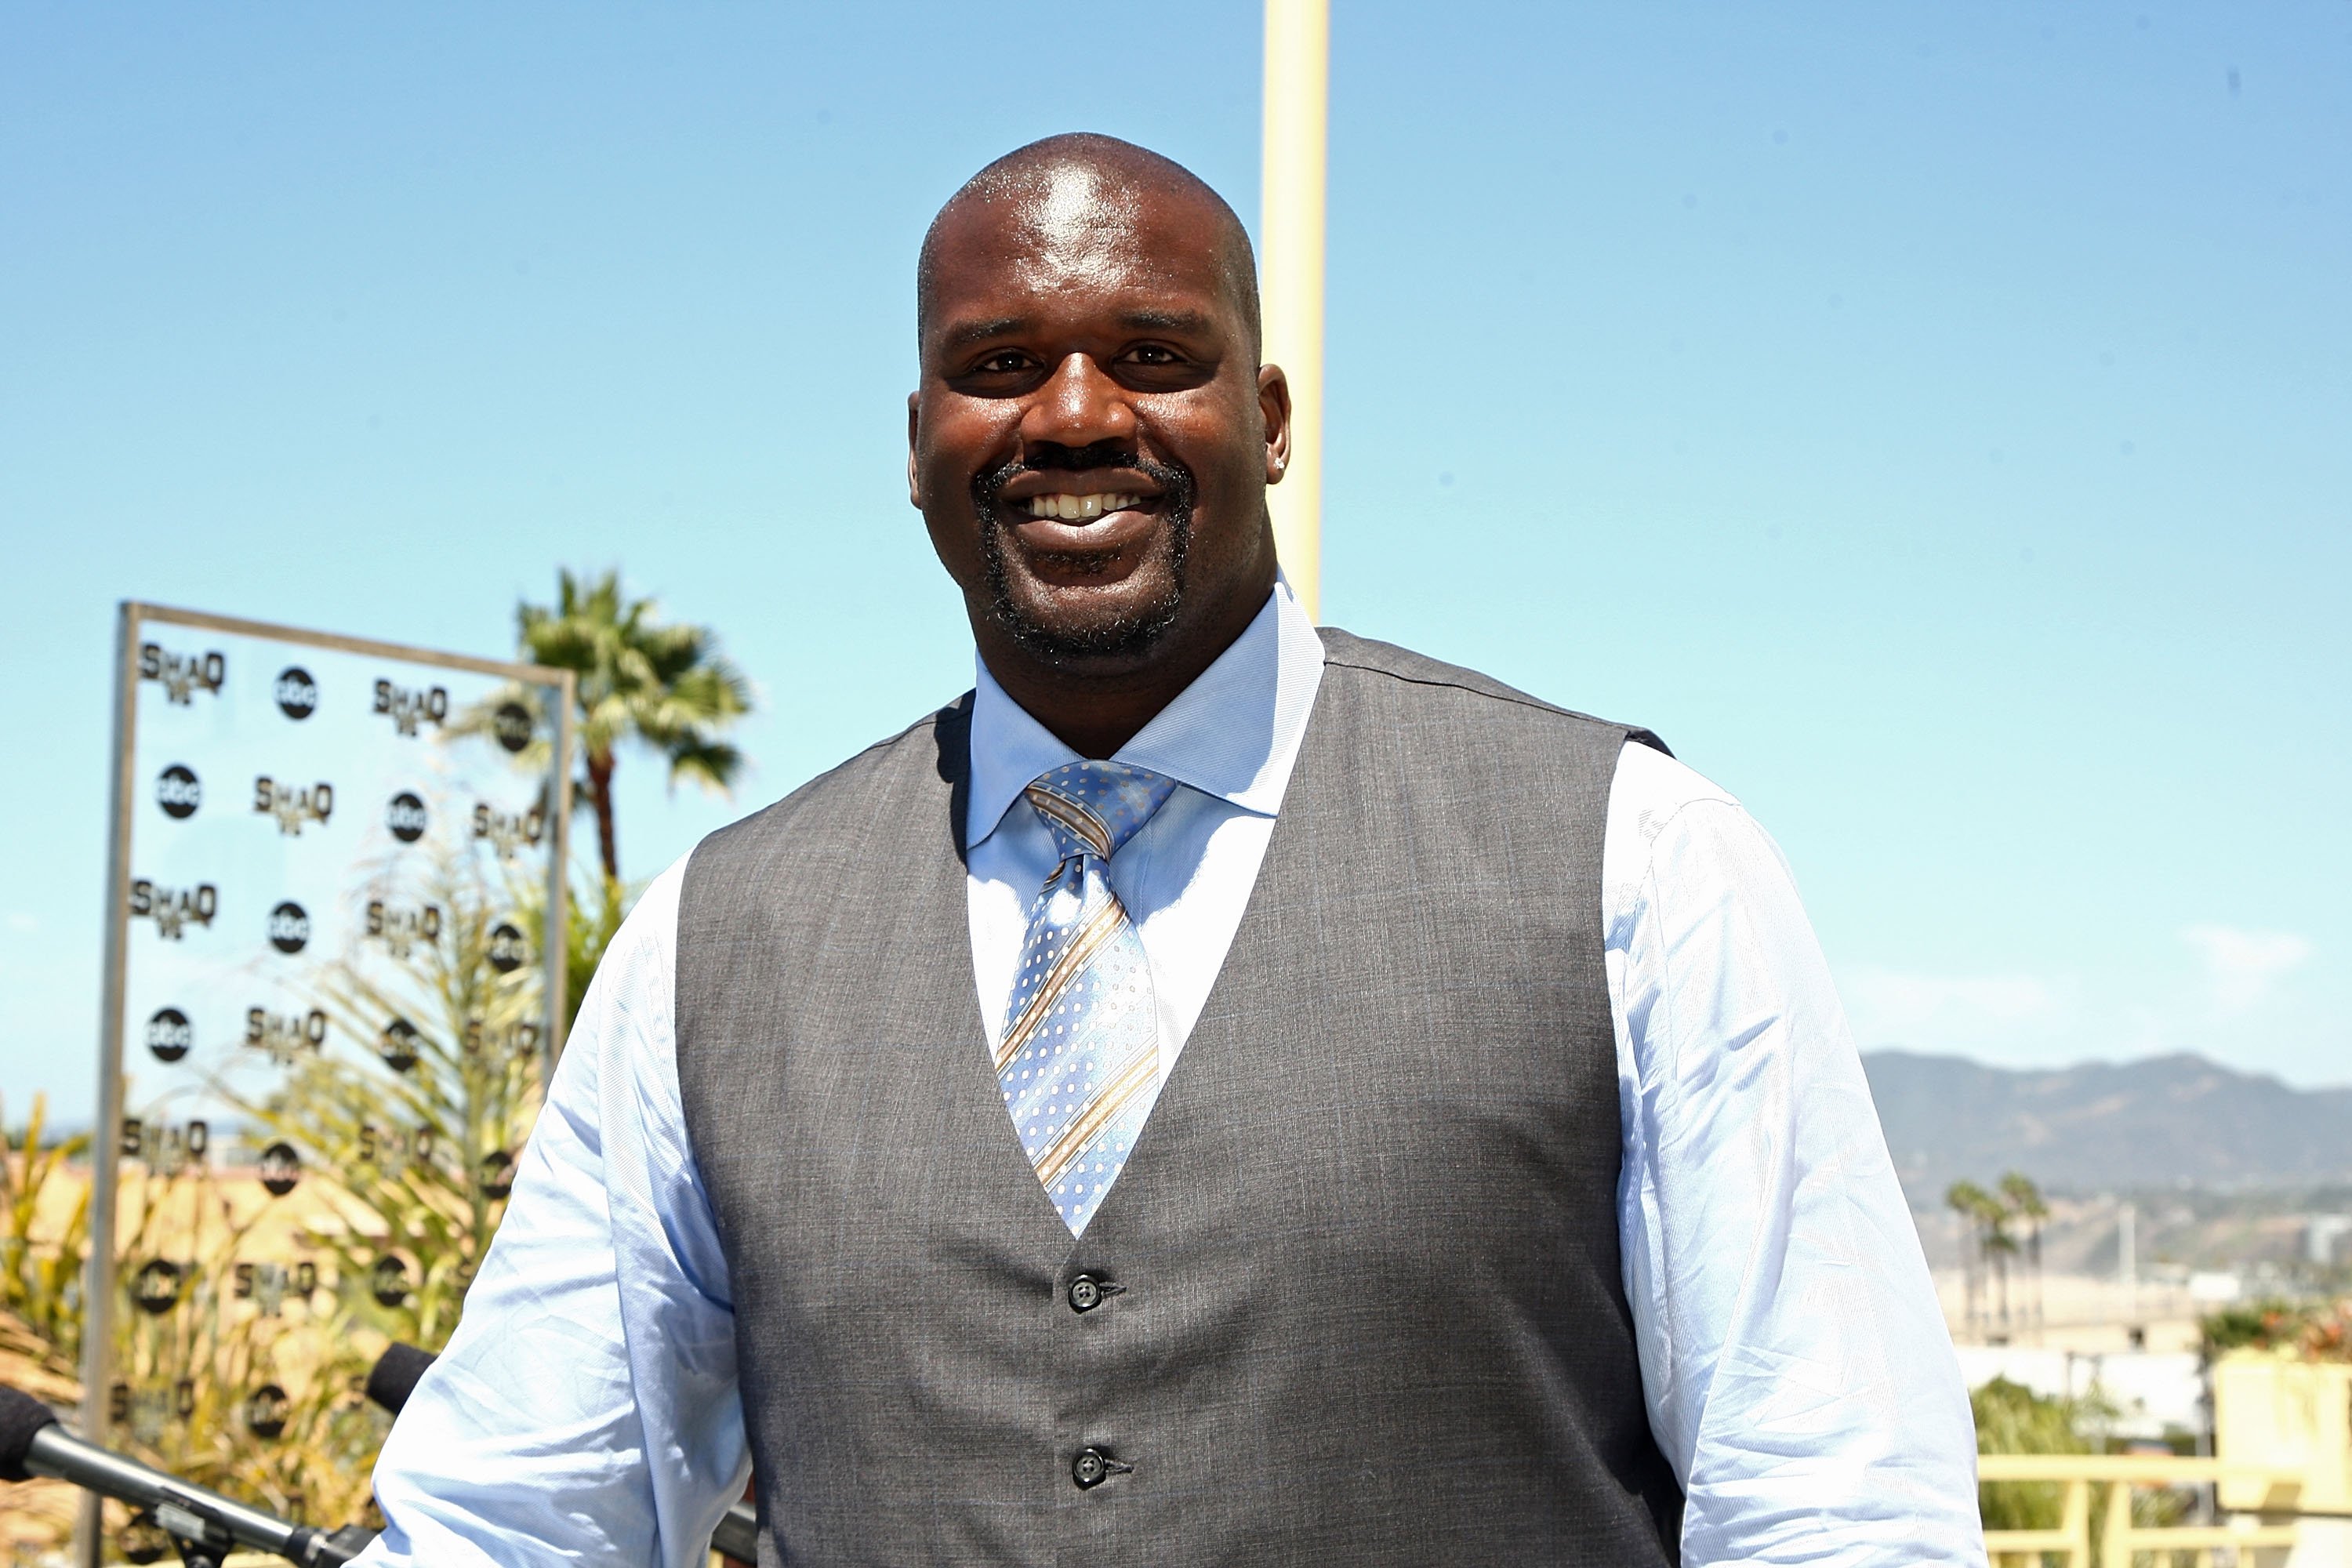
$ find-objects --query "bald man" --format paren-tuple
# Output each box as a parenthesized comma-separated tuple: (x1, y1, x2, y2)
(361, 136, 1984, 1567)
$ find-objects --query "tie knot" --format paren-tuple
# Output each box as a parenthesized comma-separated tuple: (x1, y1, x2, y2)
(1024, 760, 1178, 864)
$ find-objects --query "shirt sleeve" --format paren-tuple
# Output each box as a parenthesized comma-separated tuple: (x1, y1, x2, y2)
(1604, 742, 1985, 1566)
(357, 857, 748, 1568)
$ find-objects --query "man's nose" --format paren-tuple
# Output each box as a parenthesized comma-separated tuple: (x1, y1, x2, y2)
(1021, 353, 1135, 452)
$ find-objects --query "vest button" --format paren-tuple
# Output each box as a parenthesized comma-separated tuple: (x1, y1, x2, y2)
(1072, 1447, 1110, 1489)
(1069, 1275, 1104, 1312)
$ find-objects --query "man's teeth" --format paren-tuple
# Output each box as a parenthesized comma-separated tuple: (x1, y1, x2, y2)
(1024, 492, 1142, 521)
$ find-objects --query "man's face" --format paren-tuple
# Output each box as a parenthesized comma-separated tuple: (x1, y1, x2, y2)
(910, 165, 1285, 674)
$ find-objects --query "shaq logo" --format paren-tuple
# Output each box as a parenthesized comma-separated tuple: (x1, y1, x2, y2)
(254, 775, 335, 836)
(365, 898, 443, 959)
(120, 1116, 208, 1169)
(154, 764, 201, 819)
(145, 1006, 194, 1064)
(108, 1382, 194, 1450)
(138, 642, 224, 705)
(386, 790, 429, 843)
(245, 1005, 327, 1065)
(234, 1261, 318, 1323)
(462, 1014, 543, 1061)
(130, 879, 218, 939)
(471, 801, 546, 860)
(492, 701, 535, 753)
(357, 1120, 435, 1177)
(234, 1261, 308, 1323)
(373, 678, 449, 737)
(274, 666, 318, 720)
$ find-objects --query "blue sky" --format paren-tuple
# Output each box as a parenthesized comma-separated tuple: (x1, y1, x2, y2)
(4, 2, 2346, 1125)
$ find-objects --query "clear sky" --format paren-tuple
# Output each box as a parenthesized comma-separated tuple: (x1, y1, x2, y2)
(4, 2, 2346, 1126)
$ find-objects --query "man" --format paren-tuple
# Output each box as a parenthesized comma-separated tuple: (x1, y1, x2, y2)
(361, 135, 1983, 1566)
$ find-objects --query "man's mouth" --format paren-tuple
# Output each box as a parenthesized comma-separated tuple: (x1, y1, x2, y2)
(1020, 492, 1146, 522)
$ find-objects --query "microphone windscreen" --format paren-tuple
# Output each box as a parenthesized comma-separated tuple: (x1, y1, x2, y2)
(365, 1342, 438, 1417)
(0, 1386, 60, 1483)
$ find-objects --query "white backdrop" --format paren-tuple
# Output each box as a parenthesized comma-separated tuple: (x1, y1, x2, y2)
(89, 603, 569, 1465)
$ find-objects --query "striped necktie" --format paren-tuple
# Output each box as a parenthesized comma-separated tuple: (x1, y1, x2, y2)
(997, 760, 1179, 1236)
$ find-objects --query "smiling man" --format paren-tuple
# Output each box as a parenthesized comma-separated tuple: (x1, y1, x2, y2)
(359, 136, 1985, 1567)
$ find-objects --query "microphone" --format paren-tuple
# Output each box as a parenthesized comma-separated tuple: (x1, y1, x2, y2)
(0, 1385, 375, 1567)
(364, 1341, 436, 1417)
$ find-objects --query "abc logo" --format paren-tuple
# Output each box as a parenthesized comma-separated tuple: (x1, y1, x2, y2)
(274, 666, 318, 720)
(132, 1259, 183, 1317)
(379, 1016, 421, 1073)
(492, 701, 534, 754)
(267, 901, 311, 954)
(371, 1254, 411, 1308)
(478, 1149, 517, 1200)
(145, 1007, 193, 1064)
(257, 1141, 302, 1198)
(387, 791, 429, 844)
(154, 764, 201, 820)
(487, 920, 528, 975)
(244, 1383, 290, 1441)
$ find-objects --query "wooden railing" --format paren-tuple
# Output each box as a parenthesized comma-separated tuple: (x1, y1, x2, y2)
(1979, 1454, 2311, 1567)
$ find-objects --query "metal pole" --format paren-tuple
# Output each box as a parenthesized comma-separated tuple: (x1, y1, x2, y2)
(1261, 0, 1328, 622)
(543, 670, 575, 1081)
(78, 603, 143, 1567)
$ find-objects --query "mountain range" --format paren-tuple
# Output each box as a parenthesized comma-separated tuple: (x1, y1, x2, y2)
(1860, 1050, 2352, 1200)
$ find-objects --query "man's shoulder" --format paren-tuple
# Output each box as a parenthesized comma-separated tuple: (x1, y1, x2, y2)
(1316, 627, 1669, 757)
(691, 693, 972, 869)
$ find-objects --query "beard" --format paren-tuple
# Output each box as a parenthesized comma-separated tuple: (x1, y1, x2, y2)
(971, 445, 1196, 665)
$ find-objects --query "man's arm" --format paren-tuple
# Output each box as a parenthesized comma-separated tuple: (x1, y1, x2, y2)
(358, 859, 748, 1567)
(1605, 742, 1985, 1566)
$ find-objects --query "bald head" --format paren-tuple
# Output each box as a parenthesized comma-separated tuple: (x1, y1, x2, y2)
(917, 133, 1261, 359)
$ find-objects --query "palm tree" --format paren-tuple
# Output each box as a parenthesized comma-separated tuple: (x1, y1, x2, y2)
(518, 569, 754, 881)
(2000, 1171, 2049, 1337)
(1947, 1181, 1994, 1337)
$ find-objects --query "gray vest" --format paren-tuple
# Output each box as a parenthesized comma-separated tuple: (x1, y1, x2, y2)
(675, 630, 1682, 1566)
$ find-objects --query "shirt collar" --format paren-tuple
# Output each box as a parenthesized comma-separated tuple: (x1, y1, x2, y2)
(964, 578, 1327, 849)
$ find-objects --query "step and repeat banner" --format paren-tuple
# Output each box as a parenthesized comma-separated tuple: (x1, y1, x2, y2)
(82, 603, 571, 1539)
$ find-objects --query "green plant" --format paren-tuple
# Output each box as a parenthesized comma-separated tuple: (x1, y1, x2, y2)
(1973, 1377, 2096, 1531)
(234, 850, 544, 1351)
(538, 869, 632, 1036)
(517, 568, 753, 880)
(102, 1149, 382, 1531)
(2203, 1298, 2352, 1362)
(91, 847, 557, 1544)
(1, 1093, 90, 1369)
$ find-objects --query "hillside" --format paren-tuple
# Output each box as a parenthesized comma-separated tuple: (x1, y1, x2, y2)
(1861, 1050, 2352, 1200)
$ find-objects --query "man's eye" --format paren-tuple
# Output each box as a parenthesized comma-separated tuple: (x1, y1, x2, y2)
(1126, 345, 1181, 365)
(975, 352, 1034, 374)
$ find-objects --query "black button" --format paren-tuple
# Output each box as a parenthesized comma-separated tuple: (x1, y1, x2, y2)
(1069, 1275, 1103, 1312)
(1073, 1447, 1109, 1488)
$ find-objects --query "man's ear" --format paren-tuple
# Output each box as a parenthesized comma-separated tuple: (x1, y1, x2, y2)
(906, 392, 924, 508)
(1257, 365, 1293, 485)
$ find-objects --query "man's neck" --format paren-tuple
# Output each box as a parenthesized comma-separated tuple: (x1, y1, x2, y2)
(974, 585, 1275, 759)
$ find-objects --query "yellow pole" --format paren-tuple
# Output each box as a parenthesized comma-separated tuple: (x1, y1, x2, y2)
(1261, 0, 1327, 622)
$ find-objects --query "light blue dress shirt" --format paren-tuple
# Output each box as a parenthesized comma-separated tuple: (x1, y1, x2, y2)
(359, 583, 1986, 1567)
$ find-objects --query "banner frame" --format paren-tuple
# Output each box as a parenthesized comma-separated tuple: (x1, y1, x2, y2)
(76, 601, 575, 1566)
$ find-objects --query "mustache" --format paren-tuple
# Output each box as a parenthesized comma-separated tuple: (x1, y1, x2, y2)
(973, 444, 1195, 515)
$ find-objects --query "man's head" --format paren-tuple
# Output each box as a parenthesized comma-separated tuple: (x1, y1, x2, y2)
(909, 134, 1289, 745)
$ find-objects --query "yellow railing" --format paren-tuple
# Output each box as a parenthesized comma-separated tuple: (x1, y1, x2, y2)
(1979, 1454, 2310, 1567)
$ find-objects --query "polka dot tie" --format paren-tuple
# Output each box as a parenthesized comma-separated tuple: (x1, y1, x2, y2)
(997, 760, 1179, 1236)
